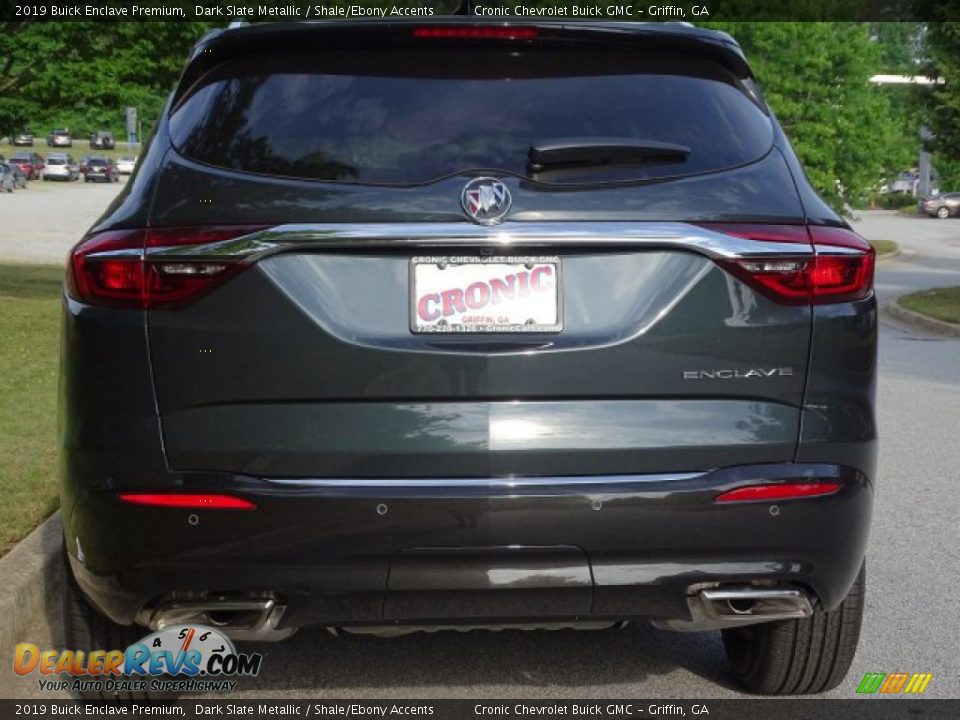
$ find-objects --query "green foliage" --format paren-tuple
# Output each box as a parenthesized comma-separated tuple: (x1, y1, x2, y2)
(922, 20, 960, 188)
(704, 22, 916, 212)
(0, 21, 217, 139)
(875, 193, 920, 208)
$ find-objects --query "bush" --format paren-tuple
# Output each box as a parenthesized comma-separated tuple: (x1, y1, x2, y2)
(875, 193, 919, 209)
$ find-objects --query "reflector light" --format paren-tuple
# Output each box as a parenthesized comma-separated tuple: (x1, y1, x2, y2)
(118, 493, 256, 510)
(413, 27, 539, 39)
(714, 482, 841, 503)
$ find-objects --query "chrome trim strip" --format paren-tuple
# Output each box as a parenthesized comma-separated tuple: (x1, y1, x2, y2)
(266, 472, 703, 489)
(122, 222, 814, 262)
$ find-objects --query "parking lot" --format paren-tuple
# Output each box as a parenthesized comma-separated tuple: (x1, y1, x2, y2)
(0, 183, 958, 699)
(0, 178, 127, 264)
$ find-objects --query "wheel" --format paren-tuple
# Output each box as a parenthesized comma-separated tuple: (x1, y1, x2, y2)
(937, 206, 949, 219)
(62, 550, 171, 700)
(722, 563, 865, 695)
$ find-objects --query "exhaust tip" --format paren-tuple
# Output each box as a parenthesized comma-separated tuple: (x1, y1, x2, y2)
(726, 597, 758, 615)
(135, 594, 296, 642)
(205, 610, 236, 627)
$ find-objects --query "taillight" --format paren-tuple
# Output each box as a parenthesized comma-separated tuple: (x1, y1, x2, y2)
(699, 223, 875, 305)
(413, 27, 539, 39)
(66, 226, 269, 309)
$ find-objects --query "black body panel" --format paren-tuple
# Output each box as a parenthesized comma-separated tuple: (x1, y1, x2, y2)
(69, 464, 870, 627)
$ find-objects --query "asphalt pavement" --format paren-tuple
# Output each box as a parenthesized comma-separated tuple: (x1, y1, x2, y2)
(0, 189, 958, 699)
(0, 177, 125, 264)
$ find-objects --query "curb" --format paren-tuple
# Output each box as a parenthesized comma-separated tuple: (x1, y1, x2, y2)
(887, 298, 960, 338)
(0, 513, 62, 653)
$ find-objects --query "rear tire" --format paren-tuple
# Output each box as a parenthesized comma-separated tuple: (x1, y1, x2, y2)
(62, 551, 169, 700)
(722, 563, 865, 695)
(937, 207, 949, 219)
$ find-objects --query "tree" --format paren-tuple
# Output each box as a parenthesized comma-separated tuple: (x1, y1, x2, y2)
(0, 22, 217, 139)
(704, 22, 914, 210)
(921, 20, 960, 187)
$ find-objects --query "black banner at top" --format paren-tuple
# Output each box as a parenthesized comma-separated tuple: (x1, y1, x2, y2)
(0, 700, 957, 720)
(2, 0, 959, 22)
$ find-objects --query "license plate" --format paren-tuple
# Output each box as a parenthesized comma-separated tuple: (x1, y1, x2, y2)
(411, 256, 561, 334)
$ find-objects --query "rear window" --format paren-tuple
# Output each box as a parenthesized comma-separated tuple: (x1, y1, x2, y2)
(170, 47, 773, 186)
(46, 158, 66, 165)
(89, 159, 107, 166)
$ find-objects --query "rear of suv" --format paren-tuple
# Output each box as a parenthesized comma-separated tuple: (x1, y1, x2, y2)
(60, 21, 876, 696)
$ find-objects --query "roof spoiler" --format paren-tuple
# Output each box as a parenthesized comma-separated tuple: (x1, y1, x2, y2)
(174, 21, 752, 104)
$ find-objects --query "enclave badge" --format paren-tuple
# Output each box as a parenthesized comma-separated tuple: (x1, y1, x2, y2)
(461, 177, 512, 225)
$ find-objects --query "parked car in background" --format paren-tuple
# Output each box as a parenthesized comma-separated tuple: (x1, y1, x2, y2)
(920, 192, 960, 219)
(883, 169, 939, 197)
(116, 156, 137, 174)
(89, 131, 115, 150)
(78, 155, 93, 174)
(43, 153, 79, 181)
(9, 152, 45, 180)
(885, 171, 915, 195)
(47, 129, 73, 147)
(13, 132, 35, 146)
(0, 163, 15, 192)
(83, 156, 119, 183)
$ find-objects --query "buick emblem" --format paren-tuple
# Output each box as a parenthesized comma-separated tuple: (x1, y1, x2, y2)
(461, 178, 512, 225)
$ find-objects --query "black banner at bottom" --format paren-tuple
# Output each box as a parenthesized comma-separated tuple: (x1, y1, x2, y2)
(0, 700, 956, 720)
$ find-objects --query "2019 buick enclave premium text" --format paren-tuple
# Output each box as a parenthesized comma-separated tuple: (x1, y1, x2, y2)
(60, 21, 876, 696)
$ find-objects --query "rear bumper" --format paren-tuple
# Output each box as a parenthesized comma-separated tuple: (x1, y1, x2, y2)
(65, 462, 872, 630)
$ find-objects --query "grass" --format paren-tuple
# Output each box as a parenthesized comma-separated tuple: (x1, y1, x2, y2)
(0, 264, 63, 555)
(869, 240, 899, 256)
(897, 206, 922, 217)
(900, 286, 960, 325)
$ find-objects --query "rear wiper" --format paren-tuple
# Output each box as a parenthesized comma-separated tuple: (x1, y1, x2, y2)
(528, 137, 691, 173)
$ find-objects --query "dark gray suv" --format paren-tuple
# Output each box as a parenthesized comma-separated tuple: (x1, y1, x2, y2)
(60, 21, 876, 696)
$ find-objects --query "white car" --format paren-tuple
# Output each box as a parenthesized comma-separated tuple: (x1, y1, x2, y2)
(43, 154, 79, 181)
(116, 156, 137, 175)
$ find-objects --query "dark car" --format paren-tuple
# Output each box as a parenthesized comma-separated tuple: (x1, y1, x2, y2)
(47, 128, 72, 147)
(89, 131, 115, 150)
(9, 151, 44, 180)
(13, 132, 34, 146)
(83, 156, 118, 183)
(61, 21, 876, 698)
(920, 192, 960, 219)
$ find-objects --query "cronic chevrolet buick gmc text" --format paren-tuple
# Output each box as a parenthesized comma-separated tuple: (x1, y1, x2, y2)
(60, 20, 876, 696)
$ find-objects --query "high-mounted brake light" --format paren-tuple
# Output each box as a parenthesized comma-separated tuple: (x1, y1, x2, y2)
(714, 482, 841, 503)
(118, 493, 256, 510)
(698, 223, 875, 305)
(413, 27, 539, 39)
(66, 226, 269, 309)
